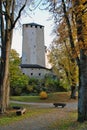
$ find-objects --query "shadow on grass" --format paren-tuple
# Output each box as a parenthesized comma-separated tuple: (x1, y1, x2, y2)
(48, 110, 87, 130)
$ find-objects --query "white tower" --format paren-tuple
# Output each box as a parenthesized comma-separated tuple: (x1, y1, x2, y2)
(21, 23, 52, 78)
(22, 23, 45, 67)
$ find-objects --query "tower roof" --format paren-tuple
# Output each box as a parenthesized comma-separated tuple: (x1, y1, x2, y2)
(20, 64, 51, 70)
(23, 22, 44, 28)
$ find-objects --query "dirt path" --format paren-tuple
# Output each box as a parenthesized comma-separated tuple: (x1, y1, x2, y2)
(0, 102, 77, 130)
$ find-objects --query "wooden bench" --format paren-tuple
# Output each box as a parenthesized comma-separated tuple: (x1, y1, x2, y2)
(16, 108, 26, 116)
(53, 103, 66, 108)
(13, 106, 22, 110)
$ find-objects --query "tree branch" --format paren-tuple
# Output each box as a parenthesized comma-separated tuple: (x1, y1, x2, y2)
(11, 0, 27, 30)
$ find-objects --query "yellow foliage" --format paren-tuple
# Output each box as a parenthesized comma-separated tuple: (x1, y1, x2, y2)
(39, 91, 48, 99)
(81, 0, 87, 4)
(27, 85, 33, 92)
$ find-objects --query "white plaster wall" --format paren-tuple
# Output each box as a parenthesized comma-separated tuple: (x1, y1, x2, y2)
(22, 25, 36, 64)
(36, 27, 45, 66)
(22, 24, 45, 66)
(22, 68, 51, 78)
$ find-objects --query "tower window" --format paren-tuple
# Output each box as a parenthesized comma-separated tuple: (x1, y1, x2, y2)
(25, 24, 28, 27)
(40, 26, 42, 29)
(31, 73, 33, 75)
(39, 73, 41, 76)
(35, 25, 37, 28)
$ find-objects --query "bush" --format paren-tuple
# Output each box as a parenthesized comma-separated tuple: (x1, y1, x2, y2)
(14, 87, 22, 96)
(44, 75, 67, 92)
(39, 91, 48, 99)
(26, 85, 34, 92)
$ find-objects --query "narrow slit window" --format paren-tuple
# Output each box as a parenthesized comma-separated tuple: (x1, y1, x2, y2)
(31, 73, 33, 75)
(39, 73, 41, 76)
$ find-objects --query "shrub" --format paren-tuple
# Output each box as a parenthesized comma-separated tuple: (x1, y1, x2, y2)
(26, 85, 34, 92)
(44, 75, 67, 92)
(14, 87, 22, 96)
(39, 91, 48, 99)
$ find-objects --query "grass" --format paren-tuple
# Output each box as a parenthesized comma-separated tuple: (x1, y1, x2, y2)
(1, 92, 84, 129)
(48, 110, 78, 130)
(1, 107, 87, 130)
(0, 105, 53, 126)
(48, 110, 87, 130)
(10, 92, 77, 103)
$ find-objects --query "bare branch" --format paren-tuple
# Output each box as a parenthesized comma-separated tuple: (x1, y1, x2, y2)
(11, 0, 15, 25)
(11, 0, 27, 30)
(29, 0, 42, 11)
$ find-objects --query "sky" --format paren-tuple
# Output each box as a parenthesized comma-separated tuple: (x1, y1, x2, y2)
(12, 7, 54, 57)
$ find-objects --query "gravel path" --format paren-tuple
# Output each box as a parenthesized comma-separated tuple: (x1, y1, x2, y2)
(10, 101, 77, 110)
(0, 102, 77, 130)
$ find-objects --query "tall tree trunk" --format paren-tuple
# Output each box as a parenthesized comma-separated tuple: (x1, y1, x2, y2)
(62, 0, 79, 99)
(70, 63, 77, 99)
(0, 0, 27, 113)
(73, 0, 87, 122)
(70, 85, 76, 99)
(78, 51, 87, 122)
(0, 0, 14, 113)
(0, 30, 12, 113)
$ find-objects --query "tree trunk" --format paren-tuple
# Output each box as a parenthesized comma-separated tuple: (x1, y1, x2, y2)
(0, 0, 27, 114)
(78, 51, 87, 122)
(0, 30, 12, 113)
(73, 0, 87, 122)
(70, 85, 76, 99)
(62, 0, 79, 99)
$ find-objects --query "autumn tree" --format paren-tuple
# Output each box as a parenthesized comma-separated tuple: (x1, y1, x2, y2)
(71, 0, 87, 122)
(0, 0, 33, 114)
(43, 0, 87, 122)
(40, 0, 78, 98)
(48, 36, 78, 97)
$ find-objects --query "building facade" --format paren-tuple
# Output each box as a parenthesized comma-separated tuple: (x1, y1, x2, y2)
(21, 23, 52, 78)
(22, 23, 45, 66)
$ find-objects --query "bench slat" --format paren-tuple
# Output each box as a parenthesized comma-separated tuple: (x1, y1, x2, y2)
(53, 103, 66, 108)
(16, 108, 26, 115)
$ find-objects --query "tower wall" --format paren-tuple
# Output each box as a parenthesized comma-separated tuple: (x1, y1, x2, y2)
(22, 23, 45, 67)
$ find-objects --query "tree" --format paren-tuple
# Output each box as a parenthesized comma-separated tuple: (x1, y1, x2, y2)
(41, 0, 79, 98)
(60, 0, 79, 99)
(72, 0, 87, 122)
(44, 0, 87, 122)
(47, 3, 78, 98)
(0, 0, 32, 113)
(9, 49, 29, 96)
(48, 38, 78, 95)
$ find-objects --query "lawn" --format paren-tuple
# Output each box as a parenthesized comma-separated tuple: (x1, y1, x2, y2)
(1, 92, 87, 129)
(48, 110, 87, 130)
(10, 92, 78, 103)
(1, 105, 87, 130)
(0, 106, 54, 126)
